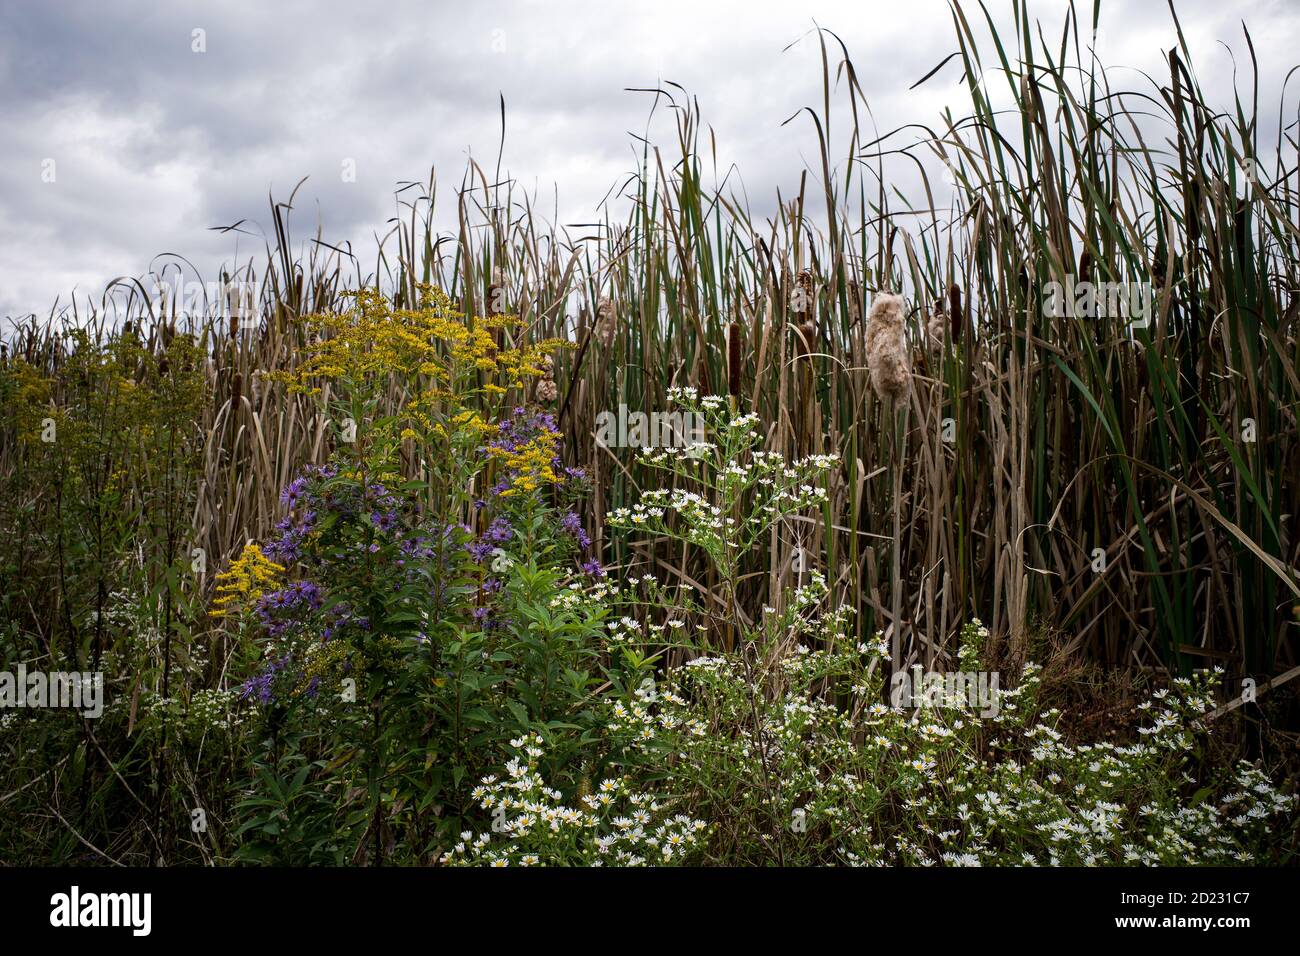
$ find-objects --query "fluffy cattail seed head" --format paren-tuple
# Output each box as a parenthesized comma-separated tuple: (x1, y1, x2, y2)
(791, 270, 814, 313)
(792, 270, 816, 349)
(595, 297, 616, 347)
(536, 353, 557, 402)
(866, 292, 911, 401)
(926, 306, 946, 354)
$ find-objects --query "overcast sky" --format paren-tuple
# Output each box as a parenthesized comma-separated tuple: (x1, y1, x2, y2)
(2, 0, 1298, 323)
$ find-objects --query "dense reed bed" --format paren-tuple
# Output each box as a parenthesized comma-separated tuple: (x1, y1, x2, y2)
(2, 0, 1297, 865)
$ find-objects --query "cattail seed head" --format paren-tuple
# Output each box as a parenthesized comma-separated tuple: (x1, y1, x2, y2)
(948, 282, 964, 343)
(791, 269, 814, 312)
(595, 296, 616, 347)
(536, 354, 557, 402)
(792, 270, 816, 349)
(926, 305, 946, 354)
(866, 292, 911, 401)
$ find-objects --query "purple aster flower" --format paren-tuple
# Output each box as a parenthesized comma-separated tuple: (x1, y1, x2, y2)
(560, 511, 592, 549)
(280, 476, 308, 507)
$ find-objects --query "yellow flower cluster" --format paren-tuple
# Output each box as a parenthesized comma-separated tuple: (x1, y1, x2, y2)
(295, 638, 354, 696)
(487, 427, 561, 495)
(273, 286, 567, 416)
(338, 465, 403, 488)
(4, 360, 56, 445)
(210, 544, 284, 618)
(431, 409, 495, 442)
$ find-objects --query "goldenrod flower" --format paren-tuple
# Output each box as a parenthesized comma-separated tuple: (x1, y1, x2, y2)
(210, 543, 284, 618)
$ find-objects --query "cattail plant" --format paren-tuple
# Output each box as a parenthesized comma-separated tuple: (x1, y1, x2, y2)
(865, 291, 912, 675)
(789, 269, 819, 458)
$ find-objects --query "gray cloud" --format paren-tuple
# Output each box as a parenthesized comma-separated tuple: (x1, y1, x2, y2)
(2, 0, 1297, 321)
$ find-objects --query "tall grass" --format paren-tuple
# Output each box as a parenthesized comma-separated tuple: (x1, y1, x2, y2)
(3, 0, 1297, 692)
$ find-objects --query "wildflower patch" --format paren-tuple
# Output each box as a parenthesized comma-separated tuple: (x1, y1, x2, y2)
(890, 665, 1002, 718)
(0, 665, 103, 718)
(594, 403, 706, 453)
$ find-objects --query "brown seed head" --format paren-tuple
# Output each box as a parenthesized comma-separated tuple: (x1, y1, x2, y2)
(948, 282, 964, 343)
(596, 296, 616, 347)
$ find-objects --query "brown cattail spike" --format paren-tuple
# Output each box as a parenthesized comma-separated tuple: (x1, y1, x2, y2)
(948, 282, 964, 343)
